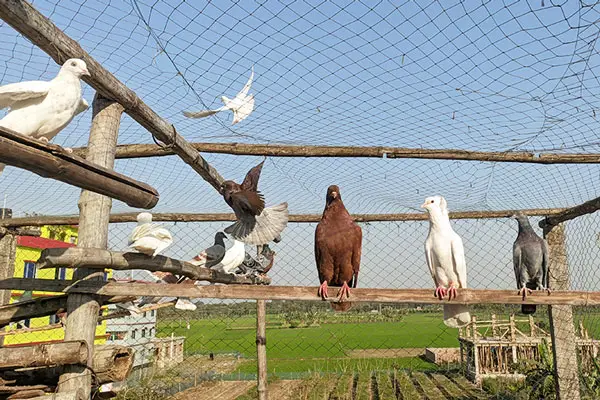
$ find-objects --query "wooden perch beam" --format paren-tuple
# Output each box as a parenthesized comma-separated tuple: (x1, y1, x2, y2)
(540, 195, 600, 229)
(36, 248, 271, 285)
(0, 0, 224, 192)
(0, 127, 158, 209)
(0, 341, 88, 369)
(72, 141, 600, 164)
(0, 208, 566, 227)
(0, 294, 135, 327)
(0, 279, 599, 307)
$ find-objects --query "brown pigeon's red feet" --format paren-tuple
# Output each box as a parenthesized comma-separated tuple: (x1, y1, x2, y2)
(337, 281, 351, 301)
(318, 281, 329, 300)
(518, 287, 532, 301)
(447, 282, 458, 300)
(434, 285, 447, 300)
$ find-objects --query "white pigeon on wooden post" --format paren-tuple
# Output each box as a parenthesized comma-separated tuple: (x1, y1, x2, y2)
(421, 195, 471, 328)
(128, 213, 173, 257)
(183, 66, 255, 125)
(0, 58, 90, 176)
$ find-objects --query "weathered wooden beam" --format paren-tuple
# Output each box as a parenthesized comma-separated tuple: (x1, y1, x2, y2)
(0, 126, 158, 209)
(544, 223, 581, 400)
(0, 221, 16, 346)
(0, 208, 566, 227)
(0, 0, 224, 192)
(0, 294, 135, 327)
(540, 195, 600, 229)
(0, 279, 598, 306)
(0, 341, 88, 370)
(9, 391, 85, 400)
(256, 300, 268, 400)
(70, 141, 600, 164)
(0, 345, 133, 387)
(0, 387, 48, 397)
(36, 248, 271, 285)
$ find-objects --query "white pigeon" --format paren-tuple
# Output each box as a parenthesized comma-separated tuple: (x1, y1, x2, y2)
(422, 195, 471, 328)
(189, 232, 246, 275)
(183, 66, 255, 125)
(128, 213, 173, 257)
(0, 58, 90, 175)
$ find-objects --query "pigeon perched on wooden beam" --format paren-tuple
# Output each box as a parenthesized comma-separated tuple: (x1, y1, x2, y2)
(315, 185, 362, 312)
(238, 244, 276, 276)
(183, 66, 255, 125)
(511, 212, 550, 314)
(422, 195, 471, 328)
(189, 231, 245, 275)
(0, 58, 90, 176)
(221, 159, 289, 245)
(128, 213, 173, 257)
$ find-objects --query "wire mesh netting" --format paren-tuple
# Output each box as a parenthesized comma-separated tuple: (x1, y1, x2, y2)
(2, 0, 600, 399)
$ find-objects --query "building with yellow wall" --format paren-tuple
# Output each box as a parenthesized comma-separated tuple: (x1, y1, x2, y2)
(3, 225, 110, 346)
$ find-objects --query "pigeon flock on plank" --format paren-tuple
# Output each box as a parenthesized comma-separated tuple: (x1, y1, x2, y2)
(1, 58, 554, 328)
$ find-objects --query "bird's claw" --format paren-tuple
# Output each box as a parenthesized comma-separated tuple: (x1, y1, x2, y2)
(318, 281, 329, 300)
(434, 285, 447, 300)
(336, 282, 351, 302)
(38, 137, 49, 143)
(518, 287, 533, 301)
(546, 288, 552, 295)
(64, 147, 74, 154)
(447, 283, 458, 301)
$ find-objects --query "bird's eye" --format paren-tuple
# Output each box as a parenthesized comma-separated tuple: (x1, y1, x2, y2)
(430, 200, 434, 204)
(71, 61, 77, 67)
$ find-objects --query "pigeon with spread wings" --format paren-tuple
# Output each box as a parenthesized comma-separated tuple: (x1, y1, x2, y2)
(183, 66, 255, 125)
(221, 159, 288, 245)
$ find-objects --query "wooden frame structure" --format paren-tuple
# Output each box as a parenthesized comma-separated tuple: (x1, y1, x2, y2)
(0, 0, 599, 399)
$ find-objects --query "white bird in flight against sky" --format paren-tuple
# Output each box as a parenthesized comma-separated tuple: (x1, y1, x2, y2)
(183, 66, 255, 125)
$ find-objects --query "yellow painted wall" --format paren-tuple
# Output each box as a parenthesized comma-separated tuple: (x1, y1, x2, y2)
(3, 225, 111, 346)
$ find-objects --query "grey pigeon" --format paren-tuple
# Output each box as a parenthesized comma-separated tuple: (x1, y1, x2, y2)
(511, 212, 550, 314)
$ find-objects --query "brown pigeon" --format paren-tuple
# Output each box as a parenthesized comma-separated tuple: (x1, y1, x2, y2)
(221, 159, 288, 245)
(315, 185, 362, 312)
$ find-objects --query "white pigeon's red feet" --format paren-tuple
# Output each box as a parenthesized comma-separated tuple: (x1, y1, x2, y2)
(318, 281, 329, 300)
(518, 287, 532, 301)
(337, 281, 351, 301)
(435, 285, 447, 300)
(447, 282, 458, 300)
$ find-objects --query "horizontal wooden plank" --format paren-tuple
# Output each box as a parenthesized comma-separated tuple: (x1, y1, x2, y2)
(0, 126, 158, 209)
(0, 341, 87, 369)
(0, 208, 566, 227)
(0, 279, 597, 306)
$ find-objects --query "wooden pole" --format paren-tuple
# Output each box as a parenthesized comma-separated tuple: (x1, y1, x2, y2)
(544, 223, 581, 400)
(4, 279, 596, 306)
(36, 247, 271, 285)
(0, 208, 567, 227)
(256, 300, 268, 400)
(0, 222, 16, 346)
(0, 126, 158, 209)
(58, 94, 123, 395)
(540, 195, 600, 229)
(0, 341, 88, 369)
(0, 0, 224, 192)
(72, 141, 600, 165)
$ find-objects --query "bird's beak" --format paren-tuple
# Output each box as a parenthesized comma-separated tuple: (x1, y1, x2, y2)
(420, 203, 427, 209)
(82, 67, 90, 77)
(331, 191, 338, 199)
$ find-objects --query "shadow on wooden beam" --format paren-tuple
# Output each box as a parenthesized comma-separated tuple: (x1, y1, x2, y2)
(0, 127, 159, 209)
(36, 247, 271, 285)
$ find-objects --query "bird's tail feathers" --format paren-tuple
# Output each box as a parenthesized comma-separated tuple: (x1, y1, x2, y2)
(443, 305, 471, 328)
(330, 301, 353, 312)
(0, 163, 5, 177)
(521, 304, 537, 315)
(225, 202, 289, 245)
(175, 298, 197, 311)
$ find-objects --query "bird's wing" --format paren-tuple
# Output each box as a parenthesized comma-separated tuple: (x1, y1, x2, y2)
(350, 224, 362, 288)
(230, 190, 265, 216)
(241, 159, 265, 192)
(0, 80, 51, 109)
(129, 224, 171, 243)
(513, 243, 524, 289)
(231, 95, 255, 125)
(205, 244, 226, 268)
(75, 98, 89, 116)
(542, 239, 550, 289)
(237, 66, 254, 98)
(424, 238, 437, 286)
(450, 234, 467, 288)
(182, 108, 224, 119)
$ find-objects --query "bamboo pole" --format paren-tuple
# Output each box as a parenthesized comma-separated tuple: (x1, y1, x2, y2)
(256, 300, 268, 400)
(36, 247, 271, 285)
(0, 126, 158, 209)
(0, 0, 224, 192)
(544, 223, 581, 400)
(540, 195, 600, 229)
(0, 341, 87, 369)
(59, 94, 122, 395)
(2, 279, 597, 306)
(0, 208, 567, 227)
(71, 141, 600, 164)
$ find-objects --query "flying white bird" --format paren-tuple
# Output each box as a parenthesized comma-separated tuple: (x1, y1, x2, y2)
(422, 195, 471, 328)
(0, 58, 90, 175)
(128, 213, 173, 257)
(183, 66, 255, 125)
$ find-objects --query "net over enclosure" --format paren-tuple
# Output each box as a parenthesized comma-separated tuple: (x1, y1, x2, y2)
(1, 1, 600, 400)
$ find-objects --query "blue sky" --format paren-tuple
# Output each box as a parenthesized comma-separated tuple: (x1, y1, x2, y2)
(1, 1, 600, 291)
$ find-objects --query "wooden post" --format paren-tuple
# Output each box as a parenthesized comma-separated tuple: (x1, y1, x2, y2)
(491, 314, 498, 337)
(0, 212, 16, 346)
(544, 223, 581, 400)
(256, 300, 268, 400)
(58, 94, 123, 395)
(529, 315, 536, 337)
(0, 340, 88, 369)
(509, 314, 517, 363)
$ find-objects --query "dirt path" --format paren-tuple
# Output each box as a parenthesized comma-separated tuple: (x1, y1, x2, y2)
(172, 381, 255, 400)
(266, 380, 304, 400)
